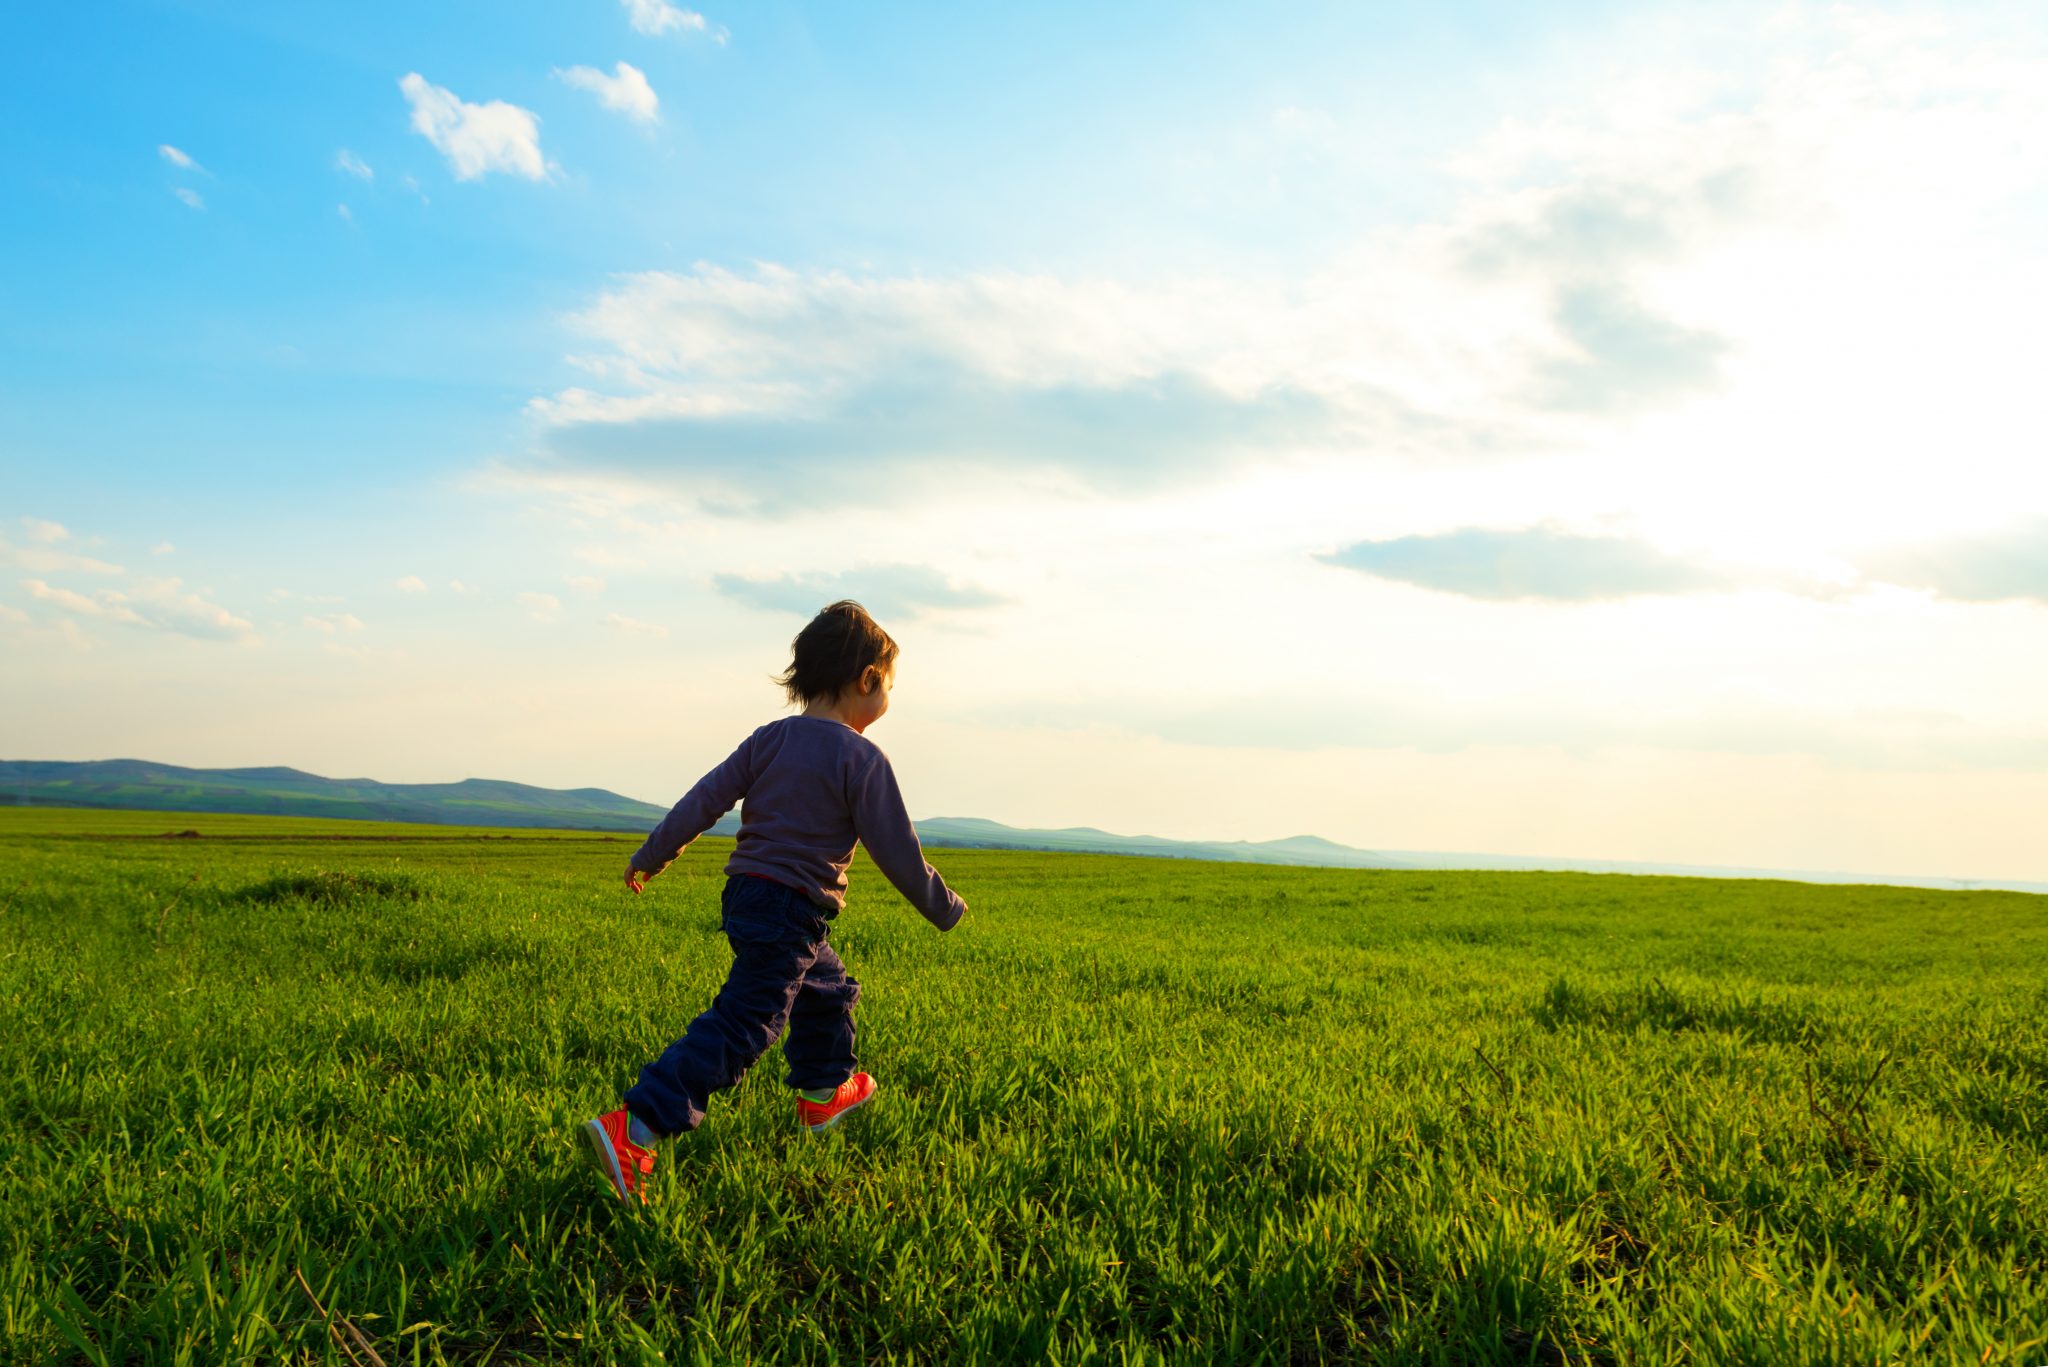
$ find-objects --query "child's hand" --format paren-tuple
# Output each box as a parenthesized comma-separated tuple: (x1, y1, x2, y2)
(624, 865, 648, 895)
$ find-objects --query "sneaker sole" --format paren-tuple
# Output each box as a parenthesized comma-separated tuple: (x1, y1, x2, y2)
(582, 1118, 634, 1202)
(804, 1086, 876, 1135)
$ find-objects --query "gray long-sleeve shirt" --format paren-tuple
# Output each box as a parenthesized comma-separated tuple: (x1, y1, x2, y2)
(630, 715, 966, 931)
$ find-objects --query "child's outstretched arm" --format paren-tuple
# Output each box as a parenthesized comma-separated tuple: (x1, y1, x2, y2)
(849, 752, 968, 931)
(625, 732, 762, 892)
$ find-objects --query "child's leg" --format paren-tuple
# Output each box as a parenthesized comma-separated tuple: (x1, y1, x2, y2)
(781, 940, 861, 1093)
(623, 880, 827, 1135)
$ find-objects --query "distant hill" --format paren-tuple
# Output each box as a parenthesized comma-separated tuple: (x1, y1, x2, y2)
(0, 759, 670, 832)
(910, 816, 1416, 869)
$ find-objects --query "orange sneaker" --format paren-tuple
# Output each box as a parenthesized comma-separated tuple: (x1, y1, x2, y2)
(582, 1108, 657, 1203)
(796, 1073, 877, 1134)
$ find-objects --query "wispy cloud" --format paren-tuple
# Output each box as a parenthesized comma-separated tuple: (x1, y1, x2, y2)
(22, 518, 69, 544)
(0, 603, 27, 625)
(172, 187, 205, 211)
(557, 62, 659, 124)
(567, 575, 605, 593)
(603, 612, 669, 637)
(0, 533, 123, 576)
(399, 73, 548, 182)
(335, 148, 373, 181)
(394, 575, 428, 594)
(712, 564, 1007, 621)
(302, 612, 365, 634)
(117, 578, 255, 639)
(1863, 520, 2048, 604)
(22, 576, 252, 639)
(158, 144, 200, 171)
(517, 591, 562, 621)
(21, 579, 129, 621)
(1319, 526, 1730, 602)
(621, 0, 724, 41)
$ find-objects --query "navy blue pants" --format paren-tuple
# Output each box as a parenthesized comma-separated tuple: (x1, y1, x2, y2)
(624, 874, 860, 1135)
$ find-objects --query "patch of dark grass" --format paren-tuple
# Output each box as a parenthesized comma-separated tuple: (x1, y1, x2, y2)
(233, 871, 431, 907)
(1534, 974, 1820, 1045)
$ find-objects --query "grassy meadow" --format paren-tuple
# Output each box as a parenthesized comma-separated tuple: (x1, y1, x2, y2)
(1, 807, 2044, 1364)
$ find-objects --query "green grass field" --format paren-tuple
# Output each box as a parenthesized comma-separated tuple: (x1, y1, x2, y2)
(2, 808, 2043, 1364)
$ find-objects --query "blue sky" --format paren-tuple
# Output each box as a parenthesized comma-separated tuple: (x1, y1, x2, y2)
(5, 0, 2048, 881)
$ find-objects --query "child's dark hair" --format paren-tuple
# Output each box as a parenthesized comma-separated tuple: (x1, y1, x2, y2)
(777, 600, 899, 707)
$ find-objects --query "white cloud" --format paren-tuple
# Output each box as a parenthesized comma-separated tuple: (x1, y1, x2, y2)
(567, 575, 606, 593)
(172, 187, 204, 211)
(158, 144, 199, 170)
(337, 203, 354, 224)
(1320, 526, 1739, 601)
(713, 564, 1008, 620)
(335, 148, 374, 181)
(514, 257, 1535, 517)
(395, 575, 429, 594)
(399, 73, 548, 182)
(448, 578, 478, 594)
(22, 518, 68, 544)
(557, 61, 660, 124)
(152, 541, 175, 555)
(0, 603, 27, 624)
(1, 535, 123, 575)
(526, 264, 1298, 425)
(109, 578, 255, 639)
(517, 591, 563, 621)
(19, 577, 247, 643)
(621, 0, 723, 41)
(604, 611, 669, 637)
(302, 612, 366, 634)
(14, 583, 76, 611)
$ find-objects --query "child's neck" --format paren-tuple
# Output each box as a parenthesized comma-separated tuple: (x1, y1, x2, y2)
(802, 697, 868, 733)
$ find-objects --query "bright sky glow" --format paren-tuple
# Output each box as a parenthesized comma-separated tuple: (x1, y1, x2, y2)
(4, 0, 2047, 881)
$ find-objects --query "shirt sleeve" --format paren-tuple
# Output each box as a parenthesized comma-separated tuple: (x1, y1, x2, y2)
(849, 749, 967, 931)
(630, 730, 761, 878)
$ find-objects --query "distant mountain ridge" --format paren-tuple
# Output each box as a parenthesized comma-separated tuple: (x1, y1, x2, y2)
(0, 758, 668, 831)
(906, 816, 1411, 869)
(5, 759, 2042, 895)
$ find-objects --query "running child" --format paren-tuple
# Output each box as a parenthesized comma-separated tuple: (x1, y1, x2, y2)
(582, 600, 968, 1202)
